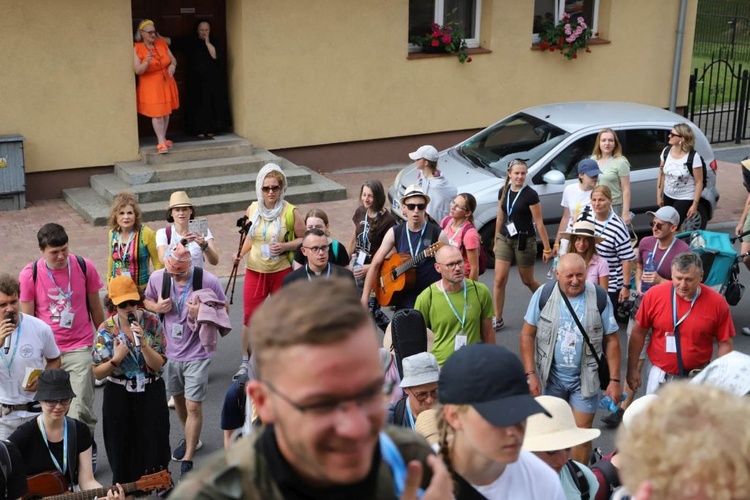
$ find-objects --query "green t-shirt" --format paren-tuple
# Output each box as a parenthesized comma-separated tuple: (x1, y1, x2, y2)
(414, 280, 493, 366)
(593, 155, 631, 206)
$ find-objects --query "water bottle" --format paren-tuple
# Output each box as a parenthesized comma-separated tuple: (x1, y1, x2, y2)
(546, 256, 559, 280)
(598, 393, 627, 414)
(350, 252, 364, 288)
(641, 252, 656, 293)
(270, 235, 279, 261)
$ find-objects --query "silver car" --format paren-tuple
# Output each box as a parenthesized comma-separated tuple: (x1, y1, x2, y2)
(389, 101, 719, 259)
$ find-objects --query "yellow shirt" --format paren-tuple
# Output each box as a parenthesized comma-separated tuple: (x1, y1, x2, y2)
(245, 201, 295, 274)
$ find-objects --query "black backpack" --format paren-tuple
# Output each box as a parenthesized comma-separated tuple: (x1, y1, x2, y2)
(538, 281, 608, 315)
(159, 267, 204, 322)
(565, 460, 591, 500)
(661, 146, 702, 178)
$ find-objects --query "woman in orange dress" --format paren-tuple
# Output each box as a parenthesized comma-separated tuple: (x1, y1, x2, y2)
(133, 19, 179, 154)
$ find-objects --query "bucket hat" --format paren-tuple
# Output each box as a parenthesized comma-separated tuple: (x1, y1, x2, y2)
(34, 369, 77, 402)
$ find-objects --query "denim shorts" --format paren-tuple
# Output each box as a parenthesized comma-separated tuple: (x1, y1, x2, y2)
(544, 372, 599, 414)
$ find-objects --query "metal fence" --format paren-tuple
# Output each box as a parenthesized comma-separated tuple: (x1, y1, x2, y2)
(694, 0, 750, 61)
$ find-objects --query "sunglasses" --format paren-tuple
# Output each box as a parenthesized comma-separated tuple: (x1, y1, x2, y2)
(116, 300, 139, 309)
(668, 132, 682, 138)
(650, 221, 665, 230)
(405, 203, 427, 211)
(261, 185, 281, 193)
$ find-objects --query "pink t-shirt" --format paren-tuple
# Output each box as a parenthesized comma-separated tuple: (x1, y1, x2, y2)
(19, 256, 103, 352)
(586, 254, 610, 285)
(440, 217, 481, 277)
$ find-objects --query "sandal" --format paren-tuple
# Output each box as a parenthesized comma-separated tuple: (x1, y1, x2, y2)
(165, 140, 174, 148)
(157, 144, 169, 154)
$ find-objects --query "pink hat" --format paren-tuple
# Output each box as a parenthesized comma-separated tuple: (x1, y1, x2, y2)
(165, 242, 191, 275)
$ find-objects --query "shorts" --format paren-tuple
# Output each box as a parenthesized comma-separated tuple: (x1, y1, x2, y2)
(220, 379, 248, 430)
(743, 211, 750, 242)
(494, 233, 536, 268)
(626, 316, 650, 362)
(544, 373, 599, 414)
(165, 358, 211, 402)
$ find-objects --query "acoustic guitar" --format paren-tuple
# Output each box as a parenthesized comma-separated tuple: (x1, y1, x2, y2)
(375, 242, 443, 306)
(24, 469, 171, 500)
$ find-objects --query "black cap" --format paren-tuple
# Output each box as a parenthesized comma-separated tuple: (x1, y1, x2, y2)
(34, 369, 77, 402)
(438, 344, 550, 427)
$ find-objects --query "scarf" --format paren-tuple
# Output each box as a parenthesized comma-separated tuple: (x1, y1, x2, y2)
(250, 163, 288, 238)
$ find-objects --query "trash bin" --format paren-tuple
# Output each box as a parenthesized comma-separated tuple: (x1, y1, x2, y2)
(0, 135, 26, 211)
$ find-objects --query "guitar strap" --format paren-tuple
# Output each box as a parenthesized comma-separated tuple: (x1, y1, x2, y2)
(66, 417, 78, 488)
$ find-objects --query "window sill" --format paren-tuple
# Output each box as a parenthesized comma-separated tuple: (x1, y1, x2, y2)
(407, 47, 492, 60)
(530, 37, 611, 50)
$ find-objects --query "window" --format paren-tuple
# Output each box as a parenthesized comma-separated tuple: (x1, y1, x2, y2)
(533, 0, 599, 35)
(409, 0, 482, 49)
(532, 133, 597, 184)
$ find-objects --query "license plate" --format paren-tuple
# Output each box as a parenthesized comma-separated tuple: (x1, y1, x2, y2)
(392, 198, 401, 213)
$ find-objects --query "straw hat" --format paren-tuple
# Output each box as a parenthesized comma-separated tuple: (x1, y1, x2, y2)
(399, 184, 431, 207)
(741, 158, 750, 170)
(167, 191, 193, 210)
(560, 220, 605, 245)
(414, 408, 439, 446)
(522, 396, 601, 451)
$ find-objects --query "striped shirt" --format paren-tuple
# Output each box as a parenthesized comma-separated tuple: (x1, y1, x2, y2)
(588, 211, 636, 293)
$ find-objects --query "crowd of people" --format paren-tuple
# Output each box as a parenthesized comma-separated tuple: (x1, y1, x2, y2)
(0, 131, 748, 499)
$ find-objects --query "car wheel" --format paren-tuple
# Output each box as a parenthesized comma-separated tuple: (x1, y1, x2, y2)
(680, 202, 709, 232)
(479, 222, 496, 270)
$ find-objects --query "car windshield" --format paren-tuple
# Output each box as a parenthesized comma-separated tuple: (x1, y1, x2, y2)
(458, 113, 569, 176)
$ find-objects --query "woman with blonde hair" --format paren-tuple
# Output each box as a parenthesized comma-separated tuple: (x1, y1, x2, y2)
(591, 128, 631, 224)
(657, 123, 704, 229)
(106, 192, 162, 290)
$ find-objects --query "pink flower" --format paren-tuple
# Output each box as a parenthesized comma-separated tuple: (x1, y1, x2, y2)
(563, 13, 570, 20)
(442, 34, 452, 44)
(565, 27, 572, 35)
(433, 29, 443, 37)
(580, 21, 587, 29)
(431, 39, 439, 47)
(575, 26, 582, 35)
(432, 23, 439, 29)
(577, 17, 585, 23)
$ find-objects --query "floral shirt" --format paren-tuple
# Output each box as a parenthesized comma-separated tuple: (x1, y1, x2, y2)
(92, 310, 166, 379)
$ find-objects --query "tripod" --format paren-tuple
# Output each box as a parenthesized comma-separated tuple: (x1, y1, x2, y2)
(225, 215, 252, 304)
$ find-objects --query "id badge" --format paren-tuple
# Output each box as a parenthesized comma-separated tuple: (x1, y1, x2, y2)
(261, 244, 271, 259)
(665, 333, 677, 353)
(135, 373, 147, 393)
(120, 270, 131, 278)
(506, 222, 518, 237)
(60, 310, 75, 329)
(171, 323, 183, 339)
(454, 333, 468, 351)
(356, 251, 367, 266)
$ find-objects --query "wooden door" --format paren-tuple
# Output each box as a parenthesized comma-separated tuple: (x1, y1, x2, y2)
(131, 0, 227, 138)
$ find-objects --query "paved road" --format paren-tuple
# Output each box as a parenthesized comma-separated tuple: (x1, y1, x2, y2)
(89, 226, 750, 490)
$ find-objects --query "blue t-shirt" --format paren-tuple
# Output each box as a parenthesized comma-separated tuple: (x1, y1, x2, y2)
(524, 286, 618, 384)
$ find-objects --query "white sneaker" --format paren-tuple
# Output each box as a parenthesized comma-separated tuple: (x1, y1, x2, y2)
(168, 396, 175, 408)
(742, 327, 750, 336)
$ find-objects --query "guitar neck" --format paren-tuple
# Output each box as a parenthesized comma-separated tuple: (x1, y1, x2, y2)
(46, 481, 140, 500)
(394, 249, 428, 277)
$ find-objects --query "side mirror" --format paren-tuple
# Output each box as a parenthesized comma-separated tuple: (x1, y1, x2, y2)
(542, 170, 566, 185)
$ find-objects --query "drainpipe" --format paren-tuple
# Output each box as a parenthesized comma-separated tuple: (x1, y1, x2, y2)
(670, 0, 689, 112)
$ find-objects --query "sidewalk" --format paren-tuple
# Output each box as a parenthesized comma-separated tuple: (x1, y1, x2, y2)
(0, 160, 746, 279)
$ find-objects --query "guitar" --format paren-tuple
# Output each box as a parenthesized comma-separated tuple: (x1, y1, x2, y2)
(24, 469, 171, 500)
(375, 242, 443, 306)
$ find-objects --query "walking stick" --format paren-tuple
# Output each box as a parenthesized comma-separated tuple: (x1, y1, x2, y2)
(225, 215, 251, 304)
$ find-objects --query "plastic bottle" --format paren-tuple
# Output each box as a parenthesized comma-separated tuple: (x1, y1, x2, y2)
(350, 253, 364, 288)
(598, 393, 627, 414)
(270, 235, 279, 261)
(546, 256, 559, 280)
(641, 252, 656, 293)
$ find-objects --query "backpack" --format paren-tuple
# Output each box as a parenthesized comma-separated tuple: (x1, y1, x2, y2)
(392, 396, 408, 427)
(565, 460, 590, 500)
(661, 146, 702, 178)
(538, 281, 608, 315)
(439, 218, 488, 276)
(159, 267, 204, 322)
(589, 451, 621, 498)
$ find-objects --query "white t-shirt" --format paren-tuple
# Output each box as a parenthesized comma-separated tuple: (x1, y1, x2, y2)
(156, 225, 214, 268)
(663, 151, 703, 200)
(419, 172, 457, 222)
(0, 314, 60, 414)
(472, 450, 566, 499)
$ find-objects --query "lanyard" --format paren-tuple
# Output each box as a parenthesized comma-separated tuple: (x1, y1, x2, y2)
(506, 186, 525, 220)
(37, 416, 68, 475)
(115, 231, 135, 267)
(440, 280, 467, 330)
(652, 238, 677, 274)
(116, 317, 142, 365)
(261, 218, 281, 242)
(305, 263, 331, 281)
(379, 432, 423, 498)
(406, 224, 427, 258)
(45, 258, 72, 302)
(172, 269, 194, 317)
(404, 400, 416, 430)
(447, 221, 465, 247)
(595, 209, 614, 237)
(672, 285, 699, 330)
(0, 315, 22, 374)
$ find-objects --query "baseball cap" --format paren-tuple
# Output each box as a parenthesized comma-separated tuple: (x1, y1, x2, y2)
(577, 159, 602, 177)
(647, 206, 680, 227)
(108, 276, 140, 305)
(408, 145, 439, 163)
(400, 352, 440, 388)
(522, 396, 600, 451)
(399, 184, 431, 206)
(439, 344, 551, 427)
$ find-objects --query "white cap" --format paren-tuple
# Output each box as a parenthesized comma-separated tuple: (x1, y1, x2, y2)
(408, 145, 439, 163)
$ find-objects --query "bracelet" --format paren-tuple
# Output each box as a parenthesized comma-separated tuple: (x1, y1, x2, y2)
(543, 249, 552, 254)
(611, 378, 621, 383)
(553, 243, 559, 248)
(110, 359, 120, 368)
(200, 241, 209, 251)
(525, 370, 536, 376)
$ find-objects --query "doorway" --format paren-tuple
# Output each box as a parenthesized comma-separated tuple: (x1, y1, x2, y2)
(131, 0, 229, 139)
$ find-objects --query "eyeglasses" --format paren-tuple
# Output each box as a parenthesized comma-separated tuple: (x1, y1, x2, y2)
(450, 201, 468, 211)
(408, 388, 438, 403)
(650, 221, 664, 230)
(116, 300, 139, 309)
(440, 260, 464, 270)
(303, 244, 329, 254)
(668, 132, 682, 138)
(43, 398, 72, 408)
(263, 379, 384, 417)
(405, 203, 427, 211)
(261, 185, 281, 193)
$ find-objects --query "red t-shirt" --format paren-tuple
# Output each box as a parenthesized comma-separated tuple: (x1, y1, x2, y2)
(636, 282, 735, 374)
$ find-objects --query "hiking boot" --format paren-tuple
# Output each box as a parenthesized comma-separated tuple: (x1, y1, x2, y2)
(180, 460, 193, 479)
(600, 407, 625, 428)
(171, 438, 203, 461)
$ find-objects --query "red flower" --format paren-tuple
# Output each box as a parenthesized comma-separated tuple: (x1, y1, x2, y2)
(442, 34, 452, 44)
(431, 39, 440, 47)
(466, 57, 473, 63)
(432, 23, 439, 29)
(563, 13, 570, 20)
(549, 45, 557, 52)
(434, 29, 443, 37)
(539, 42, 549, 50)
(557, 37, 565, 45)
(585, 48, 591, 53)
(573, 53, 578, 59)
(594, 32, 599, 37)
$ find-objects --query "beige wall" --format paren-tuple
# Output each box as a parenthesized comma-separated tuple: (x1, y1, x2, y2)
(0, 1, 138, 173)
(228, 0, 698, 150)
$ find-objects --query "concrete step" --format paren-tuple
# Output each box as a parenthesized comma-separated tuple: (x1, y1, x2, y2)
(63, 169, 347, 226)
(114, 150, 285, 185)
(90, 168, 313, 204)
(140, 137, 254, 165)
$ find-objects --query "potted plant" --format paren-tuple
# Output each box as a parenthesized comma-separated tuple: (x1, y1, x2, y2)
(538, 13, 593, 60)
(410, 16, 472, 63)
